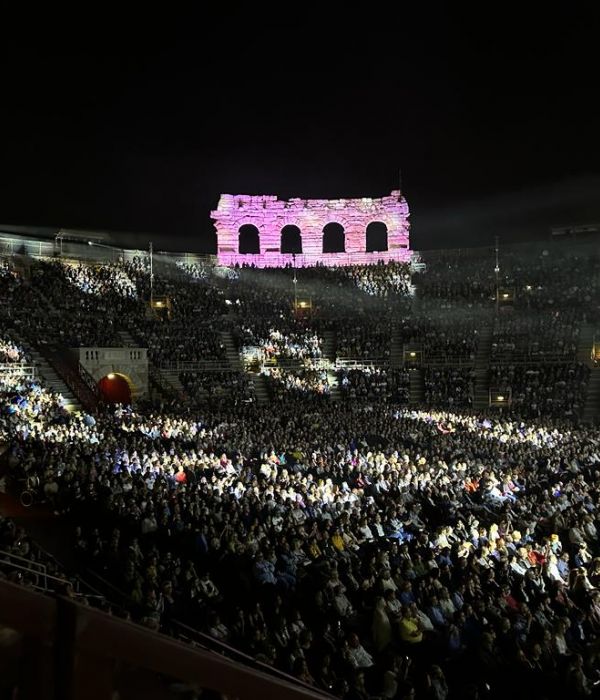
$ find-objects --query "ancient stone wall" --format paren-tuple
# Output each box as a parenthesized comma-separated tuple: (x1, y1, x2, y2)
(212, 190, 410, 268)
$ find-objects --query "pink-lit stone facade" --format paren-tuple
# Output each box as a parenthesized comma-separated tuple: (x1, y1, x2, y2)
(212, 190, 410, 268)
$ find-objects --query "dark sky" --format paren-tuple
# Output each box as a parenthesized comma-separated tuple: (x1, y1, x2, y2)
(1, 10, 600, 252)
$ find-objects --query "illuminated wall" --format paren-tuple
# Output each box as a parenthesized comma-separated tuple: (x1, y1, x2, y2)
(212, 190, 410, 268)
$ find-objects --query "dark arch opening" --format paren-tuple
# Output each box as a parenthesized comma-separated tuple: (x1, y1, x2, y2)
(280, 225, 303, 254)
(322, 222, 345, 253)
(238, 224, 260, 254)
(98, 373, 132, 405)
(366, 221, 388, 252)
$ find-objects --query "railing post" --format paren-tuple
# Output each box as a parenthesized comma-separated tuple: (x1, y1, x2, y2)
(55, 599, 115, 700)
(19, 637, 54, 700)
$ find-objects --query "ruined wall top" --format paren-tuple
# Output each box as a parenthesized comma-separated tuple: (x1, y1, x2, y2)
(211, 190, 411, 268)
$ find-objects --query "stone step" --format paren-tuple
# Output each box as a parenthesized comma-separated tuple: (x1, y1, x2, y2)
(582, 367, 600, 421)
(321, 330, 337, 362)
(20, 341, 82, 412)
(220, 331, 243, 370)
(251, 372, 270, 405)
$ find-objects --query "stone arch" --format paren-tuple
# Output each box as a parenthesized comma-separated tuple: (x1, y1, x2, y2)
(366, 221, 389, 252)
(322, 222, 345, 253)
(238, 224, 260, 254)
(280, 225, 303, 254)
(97, 372, 134, 405)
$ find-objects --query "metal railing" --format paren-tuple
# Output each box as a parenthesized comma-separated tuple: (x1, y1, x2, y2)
(0, 363, 37, 378)
(172, 619, 337, 700)
(335, 356, 390, 367)
(0, 548, 49, 589)
(0, 580, 335, 700)
(159, 360, 240, 372)
(45, 349, 99, 411)
(0, 552, 102, 603)
(421, 355, 476, 367)
(335, 358, 389, 369)
(489, 351, 579, 365)
(78, 361, 101, 398)
(82, 567, 336, 699)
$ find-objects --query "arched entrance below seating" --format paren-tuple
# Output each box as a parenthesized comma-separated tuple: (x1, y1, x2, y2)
(97, 373, 133, 405)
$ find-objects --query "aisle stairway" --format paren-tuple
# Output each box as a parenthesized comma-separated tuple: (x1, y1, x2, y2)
(583, 368, 600, 423)
(327, 370, 341, 401)
(119, 330, 178, 402)
(473, 324, 493, 410)
(577, 323, 598, 423)
(409, 369, 424, 405)
(321, 330, 337, 363)
(221, 330, 243, 371)
(160, 370, 185, 394)
(118, 330, 136, 347)
(252, 372, 270, 405)
(23, 344, 81, 412)
(390, 324, 403, 369)
(577, 324, 595, 365)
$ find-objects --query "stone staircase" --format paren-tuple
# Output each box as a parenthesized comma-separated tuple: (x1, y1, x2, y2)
(118, 330, 137, 347)
(473, 324, 494, 410)
(409, 369, 424, 406)
(321, 330, 337, 363)
(577, 323, 598, 423)
(472, 370, 489, 410)
(252, 372, 270, 405)
(160, 370, 185, 394)
(327, 369, 341, 401)
(390, 323, 404, 369)
(221, 330, 243, 371)
(577, 323, 596, 365)
(26, 345, 81, 412)
(583, 368, 600, 423)
(120, 330, 180, 401)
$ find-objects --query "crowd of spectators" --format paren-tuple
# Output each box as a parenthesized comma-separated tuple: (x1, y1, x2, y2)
(397, 316, 480, 362)
(424, 368, 473, 409)
(492, 312, 579, 362)
(339, 262, 412, 298)
(0, 513, 96, 602)
(238, 327, 323, 363)
(61, 260, 138, 299)
(337, 322, 392, 361)
(4, 374, 600, 697)
(263, 367, 331, 401)
(2, 244, 600, 698)
(339, 368, 410, 404)
(0, 334, 27, 364)
(417, 245, 600, 321)
(489, 364, 589, 420)
(179, 371, 255, 406)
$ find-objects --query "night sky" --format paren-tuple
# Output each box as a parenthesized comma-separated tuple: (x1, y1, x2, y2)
(1, 10, 600, 253)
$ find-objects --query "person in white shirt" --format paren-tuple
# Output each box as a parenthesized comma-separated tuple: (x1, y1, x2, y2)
(545, 554, 567, 584)
(380, 569, 398, 592)
(358, 517, 374, 542)
(409, 602, 434, 633)
(384, 589, 402, 620)
(333, 585, 354, 618)
(198, 572, 220, 600)
(509, 555, 528, 577)
(346, 633, 373, 669)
